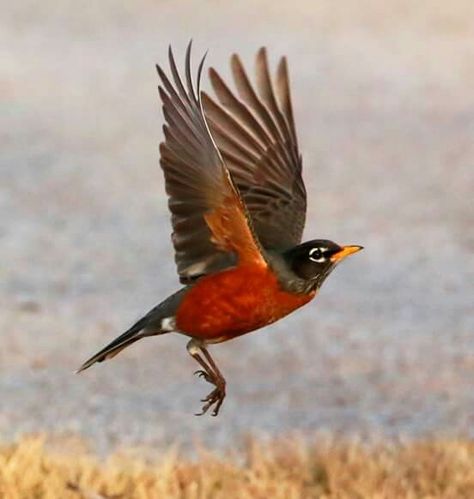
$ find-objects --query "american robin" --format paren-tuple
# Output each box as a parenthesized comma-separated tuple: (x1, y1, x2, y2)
(78, 42, 363, 416)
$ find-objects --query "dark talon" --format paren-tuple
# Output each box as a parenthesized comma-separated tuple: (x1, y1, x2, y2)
(194, 369, 213, 383)
(196, 383, 226, 416)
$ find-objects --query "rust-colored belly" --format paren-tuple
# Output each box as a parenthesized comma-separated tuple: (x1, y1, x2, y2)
(175, 264, 315, 342)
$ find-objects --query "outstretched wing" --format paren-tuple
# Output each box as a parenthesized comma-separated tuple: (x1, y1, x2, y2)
(157, 43, 266, 283)
(202, 48, 306, 251)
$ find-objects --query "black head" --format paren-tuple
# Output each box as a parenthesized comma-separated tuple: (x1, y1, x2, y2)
(283, 239, 363, 292)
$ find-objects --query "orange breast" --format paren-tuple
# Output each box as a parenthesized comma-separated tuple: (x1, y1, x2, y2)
(175, 264, 315, 342)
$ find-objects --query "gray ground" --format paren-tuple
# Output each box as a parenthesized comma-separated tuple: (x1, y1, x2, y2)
(1, 1, 473, 454)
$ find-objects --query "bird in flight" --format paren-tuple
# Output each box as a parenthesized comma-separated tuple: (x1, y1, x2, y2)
(78, 42, 363, 416)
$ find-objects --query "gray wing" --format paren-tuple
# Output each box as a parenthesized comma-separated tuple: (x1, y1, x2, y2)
(157, 43, 266, 284)
(202, 48, 306, 251)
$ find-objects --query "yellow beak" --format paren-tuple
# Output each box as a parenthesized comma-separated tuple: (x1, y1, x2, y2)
(330, 245, 364, 263)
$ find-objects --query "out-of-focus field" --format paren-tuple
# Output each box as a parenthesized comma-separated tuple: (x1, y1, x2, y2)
(1, 436, 474, 498)
(1, 0, 474, 454)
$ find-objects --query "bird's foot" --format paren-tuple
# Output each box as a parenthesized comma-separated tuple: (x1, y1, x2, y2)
(195, 373, 226, 417)
(187, 339, 227, 416)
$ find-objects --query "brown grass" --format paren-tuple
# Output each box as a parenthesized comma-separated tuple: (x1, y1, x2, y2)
(1, 436, 474, 498)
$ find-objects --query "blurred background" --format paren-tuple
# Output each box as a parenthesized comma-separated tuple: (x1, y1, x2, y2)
(1, 0, 473, 454)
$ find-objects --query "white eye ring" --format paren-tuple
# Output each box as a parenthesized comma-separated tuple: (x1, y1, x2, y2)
(309, 247, 326, 263)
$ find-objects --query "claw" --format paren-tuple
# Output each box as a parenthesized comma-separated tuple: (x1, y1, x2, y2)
(194, 369, 213, 383)
(211, 405, 221, 417)
(196, 382, 226, 416)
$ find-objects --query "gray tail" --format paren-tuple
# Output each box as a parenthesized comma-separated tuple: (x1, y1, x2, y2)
(77, 288, 187, 373)
(77, 315, 153, 373)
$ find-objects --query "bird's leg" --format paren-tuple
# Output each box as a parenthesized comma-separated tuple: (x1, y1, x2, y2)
(186, 339, 226, 416)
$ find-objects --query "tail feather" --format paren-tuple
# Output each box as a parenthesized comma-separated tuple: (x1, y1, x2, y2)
(77, 288, 187, 374)
(77, 316, 151, 373)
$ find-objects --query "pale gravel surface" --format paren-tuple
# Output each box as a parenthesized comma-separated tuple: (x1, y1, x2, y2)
(1, 1, 473, 454)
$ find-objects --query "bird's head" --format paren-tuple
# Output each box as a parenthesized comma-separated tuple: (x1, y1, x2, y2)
(283, 239, 363, 291)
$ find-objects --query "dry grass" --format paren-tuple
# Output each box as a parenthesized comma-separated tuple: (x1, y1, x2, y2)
(1, 436, 473, 498)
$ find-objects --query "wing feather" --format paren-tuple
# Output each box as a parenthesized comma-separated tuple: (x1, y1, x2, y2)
(157, 43, 265, 283)
(202, 48, 306, 250)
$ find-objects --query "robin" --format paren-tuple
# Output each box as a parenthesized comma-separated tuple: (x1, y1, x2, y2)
(78, 42, 363, 416)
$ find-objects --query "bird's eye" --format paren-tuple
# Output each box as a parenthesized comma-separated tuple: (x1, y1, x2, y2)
(309, 247, 326, 263)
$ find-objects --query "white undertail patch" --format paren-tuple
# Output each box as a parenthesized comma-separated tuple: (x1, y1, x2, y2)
(161, 317, 176, 332)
